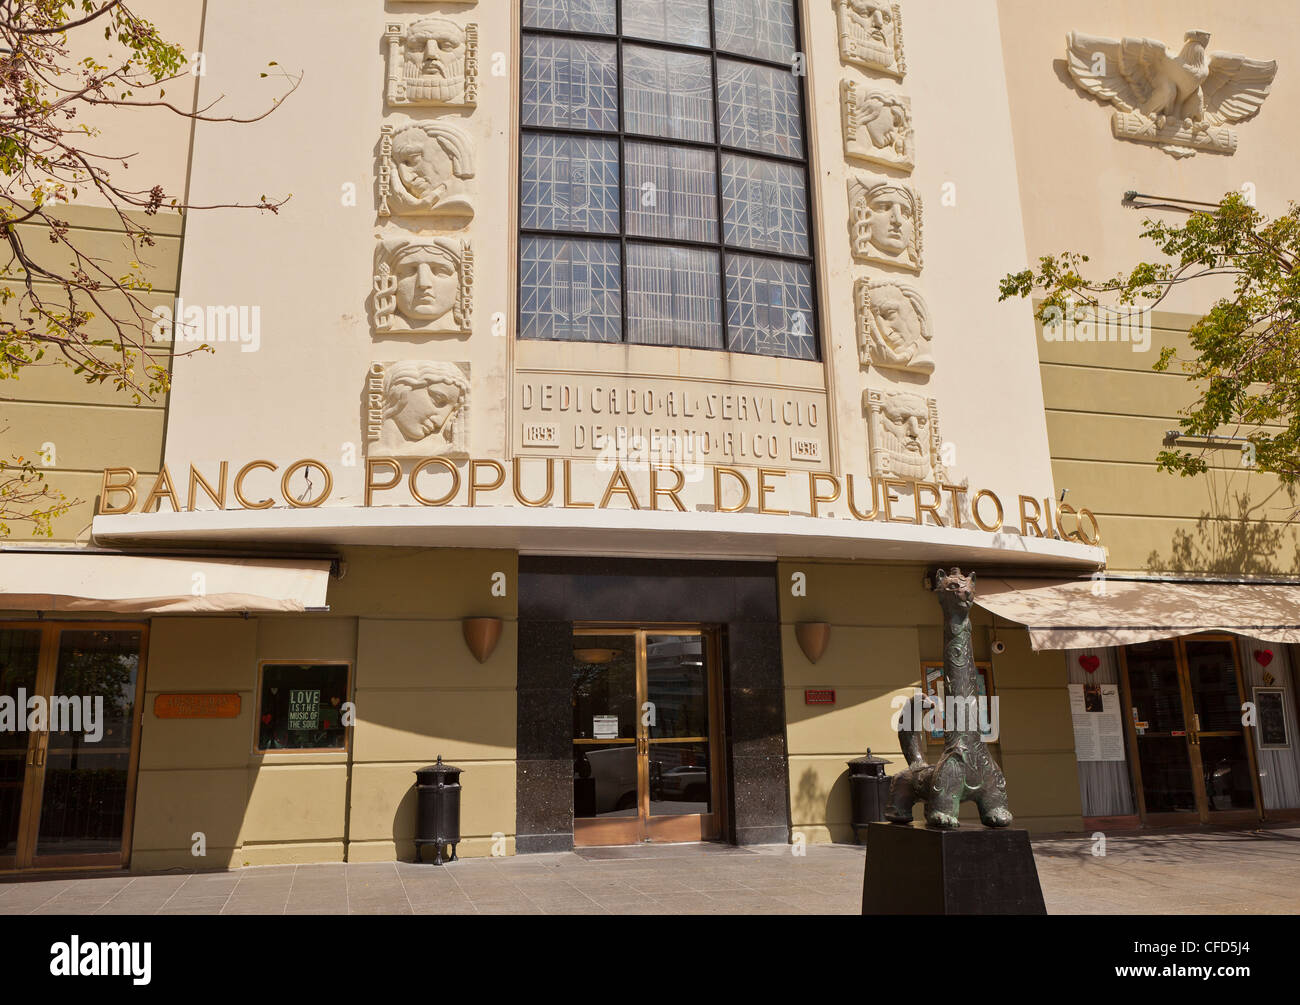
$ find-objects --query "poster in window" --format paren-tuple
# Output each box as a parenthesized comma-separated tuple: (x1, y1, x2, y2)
(288, 689, 321, 731)
(1255, 687, 1291, 749)
(922, 661, 994, 745)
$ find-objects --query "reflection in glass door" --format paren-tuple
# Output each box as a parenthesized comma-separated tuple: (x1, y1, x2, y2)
(0, 624, 146, 870)
(1120, 635, 1260, 825)
(572, 627, 722, 845)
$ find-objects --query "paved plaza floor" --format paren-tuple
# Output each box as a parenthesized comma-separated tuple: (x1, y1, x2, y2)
(3, 827, 1299, 915)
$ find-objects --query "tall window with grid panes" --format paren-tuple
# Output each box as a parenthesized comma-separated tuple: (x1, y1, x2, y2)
(519, 0, 819, 360)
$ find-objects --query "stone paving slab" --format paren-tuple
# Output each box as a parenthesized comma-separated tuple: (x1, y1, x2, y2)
(2, 826, 1299, 914)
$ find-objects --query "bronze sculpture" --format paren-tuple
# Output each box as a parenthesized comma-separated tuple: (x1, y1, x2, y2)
(885, 568, 1013, 828)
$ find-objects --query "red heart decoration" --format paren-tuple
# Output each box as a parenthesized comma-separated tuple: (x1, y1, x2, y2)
(1079, 654, 1100, 673)
(1255, 649, 1274, 667)
(261, 713, 273, 725)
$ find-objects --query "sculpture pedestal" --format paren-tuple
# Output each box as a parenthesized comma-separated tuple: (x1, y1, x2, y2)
(861, 821, 1046, 915)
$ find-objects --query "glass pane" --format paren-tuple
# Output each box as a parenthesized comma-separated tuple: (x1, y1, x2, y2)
(721, 153, 809, 255)
(573, 635, 638, 819)
(520, 236, 623, 342)
(522, 133, 620, 234)
(1200, 735, 1257, 810)
(34, 629, 141, 857)
(717, 57, 803, 157)
(646, 635, 711, 815)
(622, 45, 714, 143)
(524, 0, 617, 33)
(257, 664, 349, 751)
(627, 243, 722, 349)
(624, 141, 717, 242)
(522, 36, 618, 132)
(1184, 640, 1243, 731)
(0, 629, 41, 858)
(725, 253, 816, 359)
(714, 0, 797, 64)
(622, 0, 711, 47)
(1125, 641, 1196, 814)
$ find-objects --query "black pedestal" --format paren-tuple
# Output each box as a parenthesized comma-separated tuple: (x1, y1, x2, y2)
(862, 821, 1046, 915)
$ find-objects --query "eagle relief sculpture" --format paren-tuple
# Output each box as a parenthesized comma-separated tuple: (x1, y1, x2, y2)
(886, 569, 1012, 829)
(1065, 29, 1277, 158)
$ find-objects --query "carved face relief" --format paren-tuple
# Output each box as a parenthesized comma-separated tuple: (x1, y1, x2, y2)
(379, 122, 475, 218)
(856, 279, 933, 374)
(841, 80, 914, 170)
(373, 235, 473, 333)
(365, 361, 470, 457)
(848, 176, 921, 272)
(385, 18, 478, 107)
(865, 389, 943, 481)
(837, 0, 904, 79)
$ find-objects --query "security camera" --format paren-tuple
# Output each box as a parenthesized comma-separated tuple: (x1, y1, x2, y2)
(991, 639, 1006, 655)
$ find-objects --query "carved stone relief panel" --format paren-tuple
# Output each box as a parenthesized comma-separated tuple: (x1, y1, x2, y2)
(855, 278, 933, 374)
(837, 0, 904, 79)
(385, 18, 479, 107)
(841, 79, 914, 170)
(378, 121, 476, 219)
(373, 234, 474, 334)
(365, 361, 471, 458)
(865, 389, 944, 481)
(847, 174, 921, 272)
(1065, 29, 1277, 158)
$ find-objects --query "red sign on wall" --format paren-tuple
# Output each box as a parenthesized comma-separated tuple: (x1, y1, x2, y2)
(804, 689, 836, 705)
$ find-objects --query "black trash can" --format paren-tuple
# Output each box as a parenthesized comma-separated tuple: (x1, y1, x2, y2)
(414, 756, 463, 864)
(846, 749, 891, 844)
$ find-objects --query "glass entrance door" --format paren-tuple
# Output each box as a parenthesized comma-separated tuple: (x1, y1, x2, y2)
(572, 627, 722, 846)
(1120, 634, 1260, 825)
(0, 624, 146, 870)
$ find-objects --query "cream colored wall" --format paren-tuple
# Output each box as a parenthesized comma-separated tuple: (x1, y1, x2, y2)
(779, 559, 1082, 843)
(130, 547, 517, 870)
(0, 0, 202, 541)
(999, 2, 1300, 575)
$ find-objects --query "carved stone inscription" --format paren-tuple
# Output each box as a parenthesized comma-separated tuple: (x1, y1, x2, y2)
(365, 361, 471, 457)
(385, 18, 479, 107)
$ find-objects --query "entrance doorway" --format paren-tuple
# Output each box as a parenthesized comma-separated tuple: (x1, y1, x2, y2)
(0, 624, 147, 871)
(571, 626, 724, 846)
(1119, 634, 1262, 825)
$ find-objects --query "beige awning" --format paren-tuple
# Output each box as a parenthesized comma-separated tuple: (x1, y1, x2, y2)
(976, 576, 1300, 650)
(0, 552, 331, 614)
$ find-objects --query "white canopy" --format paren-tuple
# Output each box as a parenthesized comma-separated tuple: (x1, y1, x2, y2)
(976, 576, 1300, 650)
(0, 552, 331, 614)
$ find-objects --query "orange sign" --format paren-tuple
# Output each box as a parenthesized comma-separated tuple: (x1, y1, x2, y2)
(154, 693, 241, 719)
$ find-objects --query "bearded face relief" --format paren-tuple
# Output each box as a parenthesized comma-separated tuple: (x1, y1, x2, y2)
(365, 361, 471, 458)
(379, 122, 475, 218)
(837, 0, 904, 79)
(385, 17, 478, 107)
(841, 80, 914, 170)
(848, 175, 921, 272)
(856, 279, 933, 374)
(866, 389, 942, 481)
(373, 235, 474, 334)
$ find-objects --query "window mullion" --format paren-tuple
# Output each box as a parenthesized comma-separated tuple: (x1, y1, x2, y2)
(707, 0, 728, 354)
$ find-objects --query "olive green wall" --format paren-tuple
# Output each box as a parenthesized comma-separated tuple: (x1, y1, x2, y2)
(1, 204, 182, 542)
(1038, 311, 1300, 576)
(130, 547, 518, 870)
(779, 560, 1083, 843)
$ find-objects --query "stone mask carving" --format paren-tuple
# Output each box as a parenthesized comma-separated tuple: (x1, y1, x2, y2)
(379, 121, 475, 218)
(385, 17, 479, 107)
(841, 80, 914, 170)
(856, 279, 933, 374)
(837, 0, 905, 79)
(865, 389, 944, 481)
(1065, 29, 1276, 158)
(373, 235, 473, 333)
(848, 175, 922, 272)
(366, 361, 470, 457)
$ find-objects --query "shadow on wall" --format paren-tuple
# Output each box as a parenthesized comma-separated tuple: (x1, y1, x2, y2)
(793, 764, 850, 837)
(1144, 488, 1300, 576)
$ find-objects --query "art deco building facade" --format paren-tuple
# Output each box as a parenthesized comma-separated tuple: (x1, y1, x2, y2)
(2, 0, 1298, 872)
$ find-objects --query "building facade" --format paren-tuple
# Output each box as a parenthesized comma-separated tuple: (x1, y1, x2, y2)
(2, 0, 1299, 872)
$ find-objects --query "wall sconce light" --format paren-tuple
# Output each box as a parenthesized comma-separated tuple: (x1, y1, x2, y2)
(795, 621, 831, 664)
(462, 617, 502, 664)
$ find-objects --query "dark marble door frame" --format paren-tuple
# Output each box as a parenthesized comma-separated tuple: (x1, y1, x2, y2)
(515, 558, 790, 853)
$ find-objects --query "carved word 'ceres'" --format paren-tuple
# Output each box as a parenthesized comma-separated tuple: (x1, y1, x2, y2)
(365, 361, 471, 458)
